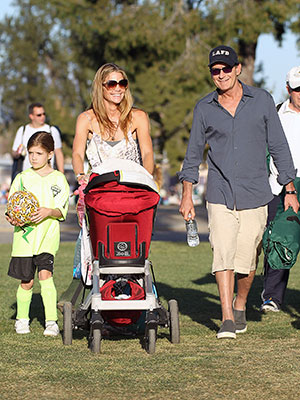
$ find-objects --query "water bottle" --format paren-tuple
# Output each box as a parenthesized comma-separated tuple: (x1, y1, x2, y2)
(185, 216, 200, 247)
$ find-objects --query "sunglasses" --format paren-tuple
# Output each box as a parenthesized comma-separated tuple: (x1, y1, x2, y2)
(102, 79, 128, 90)
(210, 66, 233, 76)
(291, 86, 300, 92)
(35, 112, 46, 117)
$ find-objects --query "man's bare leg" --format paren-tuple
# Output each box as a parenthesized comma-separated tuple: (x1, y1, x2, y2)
(215, 269, 235, 321)
(234, 270, 256, 310)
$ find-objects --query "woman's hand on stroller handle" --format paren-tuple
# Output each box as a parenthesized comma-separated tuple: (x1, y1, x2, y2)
(76, 173, 89, 185)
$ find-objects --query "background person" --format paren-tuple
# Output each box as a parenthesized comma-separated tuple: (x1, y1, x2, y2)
(178, 45, 298, 339)
(12, 102, 64, 177)
(6, 131, 69, 336)
(261, 66, 300, 312)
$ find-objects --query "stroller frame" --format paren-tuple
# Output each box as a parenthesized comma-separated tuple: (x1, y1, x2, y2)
(62, 168, 180, 354)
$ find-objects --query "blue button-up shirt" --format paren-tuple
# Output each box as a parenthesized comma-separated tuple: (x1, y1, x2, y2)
(178, 82, 296, 210)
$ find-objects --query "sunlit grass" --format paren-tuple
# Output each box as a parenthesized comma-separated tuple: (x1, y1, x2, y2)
(1, 241, 300, 399)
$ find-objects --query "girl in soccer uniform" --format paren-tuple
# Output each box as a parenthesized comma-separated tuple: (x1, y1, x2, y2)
(6, 131, 69, 336)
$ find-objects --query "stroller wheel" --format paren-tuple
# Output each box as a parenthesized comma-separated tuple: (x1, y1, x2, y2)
(90, 328, 101, 353)
(168, 299, 180, 344)
(146, 328, 156, 354)
(63, 302, 73, 345)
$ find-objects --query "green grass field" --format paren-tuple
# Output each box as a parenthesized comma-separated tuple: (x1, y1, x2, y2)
(1, 241, 300, 399)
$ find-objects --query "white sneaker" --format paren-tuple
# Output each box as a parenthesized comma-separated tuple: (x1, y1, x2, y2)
(44, 321, 59, 337)
(15, 319, 30, 334)
(260, 298, 280, 312)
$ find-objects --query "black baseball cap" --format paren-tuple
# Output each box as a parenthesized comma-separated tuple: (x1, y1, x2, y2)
(208, 45, 239, 68)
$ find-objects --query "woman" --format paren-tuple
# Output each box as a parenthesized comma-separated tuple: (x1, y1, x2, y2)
(72, 63, 154, 183)
(58, 64, 155, 309)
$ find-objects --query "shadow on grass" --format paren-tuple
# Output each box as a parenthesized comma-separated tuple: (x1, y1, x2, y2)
(249, 274, 300, 328)
(156, 276, 220, 333)
(281, 288, 300, 330)
(10, 293, 45, 327)
(60, 322, 170, 352)
(156, 273, 273, 332)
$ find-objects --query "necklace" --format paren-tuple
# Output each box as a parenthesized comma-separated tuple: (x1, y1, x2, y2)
(108, 132, 115, 141)
(108, 119, 119, 141)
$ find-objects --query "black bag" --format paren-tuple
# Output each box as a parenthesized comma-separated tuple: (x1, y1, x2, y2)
(11, 126, 25, 183)
(11, 156, 24, 182)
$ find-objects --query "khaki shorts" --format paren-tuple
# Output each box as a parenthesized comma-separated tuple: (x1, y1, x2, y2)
(207, 203, 267, 275)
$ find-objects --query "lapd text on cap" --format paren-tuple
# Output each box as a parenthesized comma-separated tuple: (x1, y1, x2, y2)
(212, 50, 230, 56)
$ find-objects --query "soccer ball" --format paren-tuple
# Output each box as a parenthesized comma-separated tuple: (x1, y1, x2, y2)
(6, 190, 39, 224)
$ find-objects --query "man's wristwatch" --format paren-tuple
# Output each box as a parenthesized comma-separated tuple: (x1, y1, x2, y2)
(285, 190, 297, 195)
(76, 173, 85, 179)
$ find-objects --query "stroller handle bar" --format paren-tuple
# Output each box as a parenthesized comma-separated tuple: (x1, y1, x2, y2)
(84, 159, 160, 195)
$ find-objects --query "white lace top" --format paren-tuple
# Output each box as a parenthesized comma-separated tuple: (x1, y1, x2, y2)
(84, 113, 142, 170)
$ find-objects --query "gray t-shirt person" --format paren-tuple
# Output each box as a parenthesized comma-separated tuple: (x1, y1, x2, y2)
(178, 82, 296, 210)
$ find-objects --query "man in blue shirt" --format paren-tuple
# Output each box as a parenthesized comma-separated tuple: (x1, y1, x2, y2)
(178, 45, 299, 339)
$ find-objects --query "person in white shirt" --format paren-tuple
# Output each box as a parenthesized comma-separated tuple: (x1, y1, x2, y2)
(261, 66, 300, 312)
(12, 102, 64, 174)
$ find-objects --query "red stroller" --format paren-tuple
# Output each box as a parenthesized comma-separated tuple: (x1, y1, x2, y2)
(62, 163, 180, 354)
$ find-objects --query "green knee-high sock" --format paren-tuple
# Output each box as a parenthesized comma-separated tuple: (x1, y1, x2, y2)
(16, 285, 33, 320)
(40, 277, 57, 322)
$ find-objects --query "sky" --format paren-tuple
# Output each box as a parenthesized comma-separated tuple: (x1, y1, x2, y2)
(256, 33, 300, 104)
(0, 1, 299, 104)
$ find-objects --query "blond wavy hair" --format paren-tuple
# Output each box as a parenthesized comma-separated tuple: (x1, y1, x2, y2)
(91, 63, 133, 139)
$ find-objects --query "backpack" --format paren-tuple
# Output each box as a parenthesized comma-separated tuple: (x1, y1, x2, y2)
(11, 126, 25, 182)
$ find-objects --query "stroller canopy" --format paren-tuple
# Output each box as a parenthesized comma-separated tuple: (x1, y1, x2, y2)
(85, 180, 160, 217)
(84, 159, 160, 217)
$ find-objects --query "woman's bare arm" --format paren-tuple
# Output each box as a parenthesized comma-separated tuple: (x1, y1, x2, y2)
(72, 113, 90, 183)
(133, 109, 154, 175)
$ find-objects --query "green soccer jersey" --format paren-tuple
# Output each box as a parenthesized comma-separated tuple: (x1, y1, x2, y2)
(8, 168, 70, 257)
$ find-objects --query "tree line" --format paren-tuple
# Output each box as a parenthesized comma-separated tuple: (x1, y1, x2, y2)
(0, 0, 299, 173)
